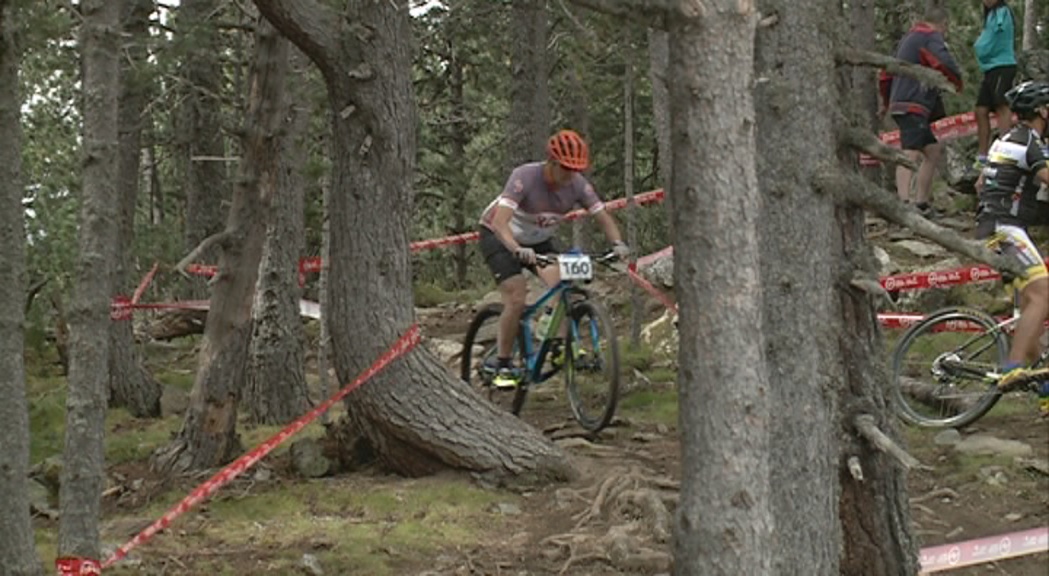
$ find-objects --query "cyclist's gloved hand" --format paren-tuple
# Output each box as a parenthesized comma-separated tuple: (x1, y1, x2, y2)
(612, 241, 631, 260)
(515, 246, 537, 265)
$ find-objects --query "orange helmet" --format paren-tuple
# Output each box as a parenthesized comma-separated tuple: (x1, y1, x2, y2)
(547, 130, 590, 171)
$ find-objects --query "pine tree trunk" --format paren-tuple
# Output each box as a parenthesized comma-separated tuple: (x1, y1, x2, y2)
(668, 4, 773, 574)
(246, 37, 310, 425)
(0, 1, 44, 572)
(254, 0, 573, 481)
(449, 50, 470, 288)
(754, 0, 919, 573)
(58, 0, 122, 559)
(623, 59, 641, 346)
(507, 0, 549, 169)
(1022, 0, 1038, 51)
(155, 15, 288, 472)
(178, 0, 228, 296)
(647, 27, 670, 192)
(110, 0, 162, 419)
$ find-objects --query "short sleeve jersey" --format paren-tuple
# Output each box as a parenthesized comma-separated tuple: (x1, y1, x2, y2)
(479, 162, 605, 245)
(978, 124, 1048, 227)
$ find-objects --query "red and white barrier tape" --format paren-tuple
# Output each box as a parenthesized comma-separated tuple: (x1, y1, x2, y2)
(919, 526, 1048, 574)
(182, 189, 668, 279)
(77, 324, 421, 572)
(859, 112, 998, 166)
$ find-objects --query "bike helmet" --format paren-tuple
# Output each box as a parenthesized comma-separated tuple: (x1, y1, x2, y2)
(1005, 81, 1049, 118)
(547, 130, 590, 171)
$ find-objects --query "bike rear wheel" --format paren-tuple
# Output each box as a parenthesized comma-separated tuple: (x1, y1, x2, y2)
(890, 307, 1007, 428)
(564, 299, 620, 432)
(460, 303, 529, 416)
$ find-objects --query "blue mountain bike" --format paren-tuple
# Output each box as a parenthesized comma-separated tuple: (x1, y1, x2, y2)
(460, 250, 622, 433)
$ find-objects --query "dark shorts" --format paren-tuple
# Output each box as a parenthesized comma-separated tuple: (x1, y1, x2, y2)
(893, 113, 937, 151)
(976, 65, 1016, 109)
(478, 226, 560, 284)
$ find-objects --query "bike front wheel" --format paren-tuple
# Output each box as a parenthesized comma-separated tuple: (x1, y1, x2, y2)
(890, 307, 1008, 428)
(564, 299, 620, 432)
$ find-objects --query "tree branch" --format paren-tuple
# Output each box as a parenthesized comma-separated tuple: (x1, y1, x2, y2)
(816, 167, 1028, 279)
(836, 47, 958, 94)
(565, 0, 671, 26)
(840, 125, 918, 170)
(174, 231, 233, 277)
(251, 0, 339, 76)
(854, 414, 930, 471)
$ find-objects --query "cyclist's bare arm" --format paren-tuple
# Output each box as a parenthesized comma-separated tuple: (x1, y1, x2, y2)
(1037, 166, 1049, 186)
(593, 209, 624, 245)
(490, 204, 522, 253)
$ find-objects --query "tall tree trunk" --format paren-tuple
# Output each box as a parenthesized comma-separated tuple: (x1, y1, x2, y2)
(178, 0, 227, 294)
(110, 0, 162, 418)
(0, 1, 44, 572)
(754, 0, 919, 573)
(568, 65, 589, 249)
(624, 58, 641, 346)
(254, 0, 571, 480)
(1022, 0, 1038, 51)
(507, 0, 549, 169)
(245, 38, 310, 425)
(647, 27, 670, 192)
(155, 14, 288, 472)
(668, 3, 773, 574)
(449, 47, 470, 288)
(59, 0, 122, 560)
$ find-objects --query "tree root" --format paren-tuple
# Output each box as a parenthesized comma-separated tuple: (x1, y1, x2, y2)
(542, 465, 677, 573)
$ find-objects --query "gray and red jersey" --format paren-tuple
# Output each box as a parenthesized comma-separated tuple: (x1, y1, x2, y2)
(479, 162, 605, 245)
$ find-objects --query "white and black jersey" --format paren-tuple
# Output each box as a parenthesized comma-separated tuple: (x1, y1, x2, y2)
(977, 124, 1048, 227)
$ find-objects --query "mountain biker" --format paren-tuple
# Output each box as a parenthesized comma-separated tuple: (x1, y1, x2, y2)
(974, 80, 1049, 416)
(477, 129, 630, 388)
(878, 6, 964, 219)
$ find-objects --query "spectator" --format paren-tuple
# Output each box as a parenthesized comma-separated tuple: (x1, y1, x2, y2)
(972, 0, 1017, 172)
(879, 6, 964, 219)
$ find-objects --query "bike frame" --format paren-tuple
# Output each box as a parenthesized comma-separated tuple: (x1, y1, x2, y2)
(516, 280, 583, 386)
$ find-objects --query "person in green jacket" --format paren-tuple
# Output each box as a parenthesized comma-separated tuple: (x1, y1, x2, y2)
(973, 0, 1017, 169)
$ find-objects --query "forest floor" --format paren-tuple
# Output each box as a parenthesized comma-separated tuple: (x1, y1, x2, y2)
(24, 199, 1049, 575)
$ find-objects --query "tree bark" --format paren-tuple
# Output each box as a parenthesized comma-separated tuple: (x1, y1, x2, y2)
(754, 0, 919, 573)
(507, 0, 549, 169)
(668, 3, 773, 574)
(110, 0, 162, 419)
(155, 13, 288, 472)
(58, 0, 122, 560)
(624, 58, 641, 346)
(0, 1, 44, 572)
(254, 0, 572, 480)
(177, 0, 228, 295)
(1022, 0, 1037, 51)
(449, 46, 470, 288)
(245, 36, 310, 425)
(647, 26, 670, 191)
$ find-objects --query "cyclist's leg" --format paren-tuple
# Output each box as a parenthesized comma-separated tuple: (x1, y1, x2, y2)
(479, 227, 529, 384)
(987, 225, 1049, 390)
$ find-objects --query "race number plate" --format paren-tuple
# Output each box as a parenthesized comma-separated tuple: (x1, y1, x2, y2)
(559, 254, 593, 281)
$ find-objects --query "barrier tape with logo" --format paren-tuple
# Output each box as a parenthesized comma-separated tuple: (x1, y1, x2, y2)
(858, 111, 993, 166)
(51, 325, 422, 574)
(919, 526, 1048, 574)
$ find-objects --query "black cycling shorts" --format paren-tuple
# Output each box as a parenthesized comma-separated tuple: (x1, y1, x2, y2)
(894, 113, 938, 151)
(478, 226, 559, 284)
(976, 65, 1016, 110)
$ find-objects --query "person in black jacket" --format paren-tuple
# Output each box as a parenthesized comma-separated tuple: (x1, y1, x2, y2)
(878, 6, 964, 219)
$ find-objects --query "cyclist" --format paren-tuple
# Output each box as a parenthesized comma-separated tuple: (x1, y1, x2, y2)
(477, 129, 630, 388)
(975, 80, 1049, 416)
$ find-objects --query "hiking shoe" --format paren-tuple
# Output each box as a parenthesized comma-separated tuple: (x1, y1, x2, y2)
(996, 365, 1049, 392)
(917, 203, 945, 220)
